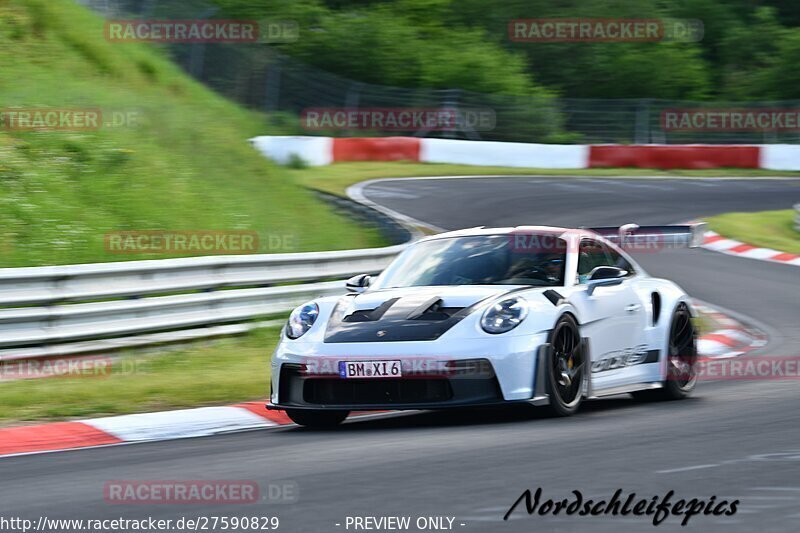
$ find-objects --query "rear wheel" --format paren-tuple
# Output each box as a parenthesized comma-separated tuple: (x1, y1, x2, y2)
(286, 409, 349, 428)
(632, 302, 697, 401)
(544, 314, 585, 416)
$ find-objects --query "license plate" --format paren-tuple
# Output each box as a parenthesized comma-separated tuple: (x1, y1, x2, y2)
(339, 360, 402, 379)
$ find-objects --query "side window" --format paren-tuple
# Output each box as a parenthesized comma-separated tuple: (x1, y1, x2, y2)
(604, 245, 636, 276)
(577, 239, 613, 284)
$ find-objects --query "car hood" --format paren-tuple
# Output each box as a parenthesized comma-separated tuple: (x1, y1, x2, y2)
(323, 285, 524, 343)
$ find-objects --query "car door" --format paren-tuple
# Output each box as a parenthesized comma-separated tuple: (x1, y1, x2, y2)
(570, 239, 648, 388)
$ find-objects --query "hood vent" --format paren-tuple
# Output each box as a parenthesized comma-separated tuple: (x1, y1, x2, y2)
(408, 298, 462, 321)
(342, 296, 463, 323)
(325, 293, 475, 343)
(343, 297, 399, 323)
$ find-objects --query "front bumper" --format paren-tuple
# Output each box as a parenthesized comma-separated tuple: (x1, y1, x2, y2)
(269, 332, 549, 410)
(271, 359, 503, 411)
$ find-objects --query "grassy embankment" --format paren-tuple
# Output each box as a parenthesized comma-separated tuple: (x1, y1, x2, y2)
(0, 0, 382, 268)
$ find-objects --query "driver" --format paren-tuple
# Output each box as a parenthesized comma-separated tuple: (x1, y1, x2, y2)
(538, 255, 565, 283)
(504, 253, 564, 284)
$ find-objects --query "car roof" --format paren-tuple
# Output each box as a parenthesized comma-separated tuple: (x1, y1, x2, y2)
(410, 226, 645, 278)
(418, 225, 590, 243)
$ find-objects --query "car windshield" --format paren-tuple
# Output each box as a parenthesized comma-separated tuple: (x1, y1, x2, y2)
(372, 234, 567, 289)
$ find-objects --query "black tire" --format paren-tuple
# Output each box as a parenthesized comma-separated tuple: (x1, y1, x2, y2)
(631, 302, 697, 402)
(286, 409, 349, 428)
(544, 314, 585, 417)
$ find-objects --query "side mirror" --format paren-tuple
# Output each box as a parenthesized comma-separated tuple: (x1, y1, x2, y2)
(586, 266, 627, 295)
(345, 273, 372, 294)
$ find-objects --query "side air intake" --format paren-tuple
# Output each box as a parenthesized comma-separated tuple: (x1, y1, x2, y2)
(651, 292, 661, 326)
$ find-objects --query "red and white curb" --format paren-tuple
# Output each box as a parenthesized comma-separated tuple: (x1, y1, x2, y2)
(693, 302, 767, 358)
(702, 230, 800, 266)
(0, 300, 764, 460)
(0, 403, 397, 459)
(0, 402, 287, 458)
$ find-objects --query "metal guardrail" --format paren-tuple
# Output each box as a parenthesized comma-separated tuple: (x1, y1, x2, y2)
(0, 245, 405, 307)
(0, 245, 408, 360)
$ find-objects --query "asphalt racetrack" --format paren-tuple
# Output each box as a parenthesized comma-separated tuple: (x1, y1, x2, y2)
(2, 177, 799, 533)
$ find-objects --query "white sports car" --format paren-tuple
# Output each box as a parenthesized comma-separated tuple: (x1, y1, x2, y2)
(268, 224, 704, 427)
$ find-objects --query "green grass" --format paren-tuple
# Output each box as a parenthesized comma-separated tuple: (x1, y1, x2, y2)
(288, 162, 800, 196)
(0, 0, 383, 267)
(0, 327, 279, 424)
(705, 210, 800, 254)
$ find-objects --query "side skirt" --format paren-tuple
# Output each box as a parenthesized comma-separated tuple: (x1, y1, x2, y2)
(589, 382, 662, 398)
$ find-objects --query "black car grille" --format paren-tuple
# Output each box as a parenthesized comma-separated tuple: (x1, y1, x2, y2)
(304, 377, 452, 405)
(278, 360, 502, 408)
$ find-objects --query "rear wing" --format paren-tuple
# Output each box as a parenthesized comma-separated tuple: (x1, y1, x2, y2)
(587, 223, 707, 249)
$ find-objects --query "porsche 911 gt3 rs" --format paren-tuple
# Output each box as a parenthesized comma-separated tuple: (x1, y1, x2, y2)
(268, 223, 704, 427)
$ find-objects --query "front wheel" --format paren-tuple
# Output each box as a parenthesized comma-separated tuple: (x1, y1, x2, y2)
(632, 302, 697, 401)
(285, 409, 349, 428)
(544, 314, 585, 416)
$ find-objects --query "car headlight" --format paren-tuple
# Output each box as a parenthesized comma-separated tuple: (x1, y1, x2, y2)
(480, 297, 528, 334)
(286, 302, 319, 339)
